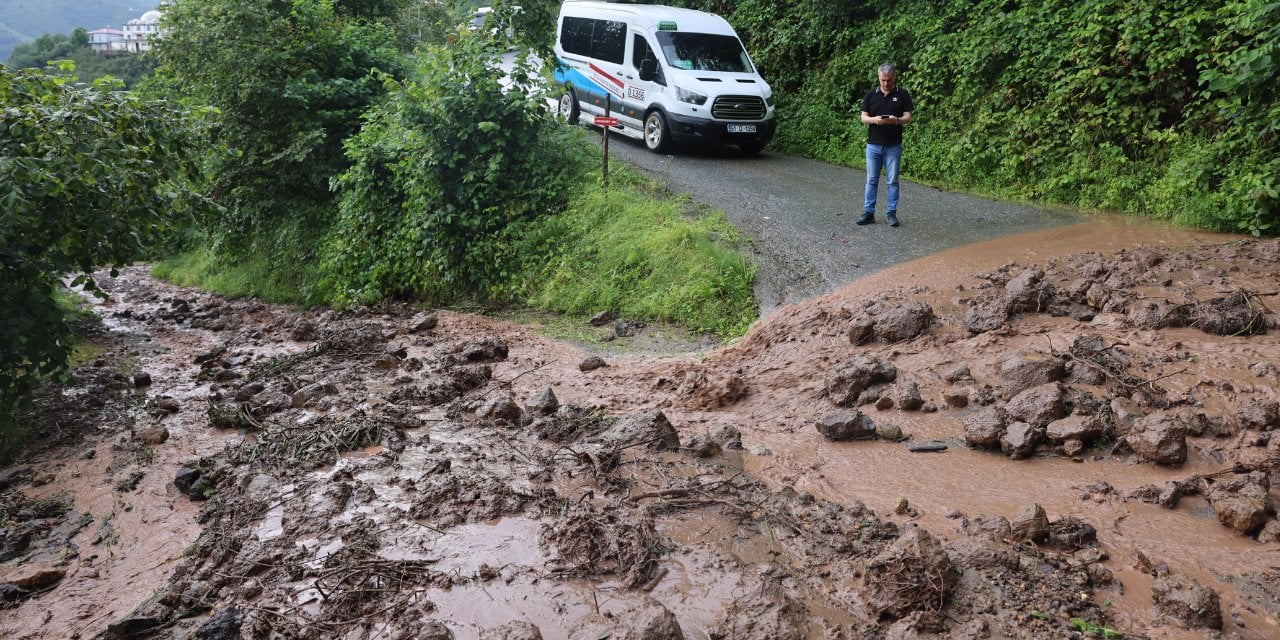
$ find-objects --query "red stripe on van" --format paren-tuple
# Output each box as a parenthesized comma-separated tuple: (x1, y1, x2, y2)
(588, 62, 624, 88)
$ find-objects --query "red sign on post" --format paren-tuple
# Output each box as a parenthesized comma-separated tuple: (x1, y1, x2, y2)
(594, 116, 619, 127)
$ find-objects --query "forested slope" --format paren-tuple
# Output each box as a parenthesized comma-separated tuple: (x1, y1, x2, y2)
(675, 0, 1277, 235)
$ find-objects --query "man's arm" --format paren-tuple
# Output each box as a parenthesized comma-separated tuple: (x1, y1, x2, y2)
(860, 111, 879, 125)
(862, 111, 911, 125)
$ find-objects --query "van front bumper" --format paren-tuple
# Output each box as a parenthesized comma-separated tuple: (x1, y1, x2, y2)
(667, 113, 777, 147)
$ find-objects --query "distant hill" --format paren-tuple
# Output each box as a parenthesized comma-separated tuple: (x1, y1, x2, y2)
(0, 0, 159, 61)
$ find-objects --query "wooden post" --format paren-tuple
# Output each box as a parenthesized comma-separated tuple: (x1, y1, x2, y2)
(603, 94, 611, 190)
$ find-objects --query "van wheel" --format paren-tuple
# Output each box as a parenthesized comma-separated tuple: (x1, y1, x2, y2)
(559, 89, 579, 125)
(644, 111, 670, 153)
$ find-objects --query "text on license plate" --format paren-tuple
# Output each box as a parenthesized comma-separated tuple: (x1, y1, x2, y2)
(727, 124, 757, 133)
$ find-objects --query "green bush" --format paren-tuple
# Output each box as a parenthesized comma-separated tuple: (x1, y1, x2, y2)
(0, 65, 200, 452)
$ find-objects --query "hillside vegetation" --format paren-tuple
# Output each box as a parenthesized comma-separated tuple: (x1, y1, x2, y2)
(673, 0, 1278, 235)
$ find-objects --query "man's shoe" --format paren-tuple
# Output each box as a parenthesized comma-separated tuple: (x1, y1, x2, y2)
(856, 211, 875, 225)
(887, 211, 900, 227)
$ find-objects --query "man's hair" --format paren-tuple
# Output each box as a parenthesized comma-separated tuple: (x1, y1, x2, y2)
(878, 63, 896, 76)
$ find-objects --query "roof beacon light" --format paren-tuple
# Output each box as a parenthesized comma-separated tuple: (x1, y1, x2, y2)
(657, 20, 677, 31)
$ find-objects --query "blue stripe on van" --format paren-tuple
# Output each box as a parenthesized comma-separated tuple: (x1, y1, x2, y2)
(555, 57, 646, 119)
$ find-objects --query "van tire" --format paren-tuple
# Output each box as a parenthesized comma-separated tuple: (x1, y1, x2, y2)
(559, 89, 579, 125)
(644, 111, 670, 153)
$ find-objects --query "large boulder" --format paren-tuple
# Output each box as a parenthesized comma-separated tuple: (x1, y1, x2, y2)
(962, 297, 1012, 334)
(816, 410, 877, 441)
(476, 393, 523, 423)
(999, 351, 1066, 399)
(1046, 414, 1103, 443)
(1009, 504, 1050, 542)
(602, 410, 680, 451)
(1127, 412, 1188, 465)
(1004, 383, 1066, 427)
(1151, 575, 1222, 629)
(962, 406, 1007, 449)
(861, 527, 957, 619)
(825, 355, 898, 407)
(1207, 472, 1271, 534)
(871, 301, 936, 343)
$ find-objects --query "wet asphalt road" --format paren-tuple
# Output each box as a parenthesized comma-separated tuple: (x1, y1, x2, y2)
(595, 131, 1084, 313)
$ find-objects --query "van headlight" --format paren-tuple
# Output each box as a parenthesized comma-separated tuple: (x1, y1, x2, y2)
(764, 90, 774, 107)
(675, 85, 707, 105)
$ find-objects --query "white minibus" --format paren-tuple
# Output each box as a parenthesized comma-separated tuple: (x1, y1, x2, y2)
(553, 1, 776, 155)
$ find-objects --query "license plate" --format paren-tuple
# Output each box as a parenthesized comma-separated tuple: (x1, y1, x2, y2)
(727, 124, 757, 133)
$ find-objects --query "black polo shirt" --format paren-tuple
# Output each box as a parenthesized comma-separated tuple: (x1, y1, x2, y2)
(861, 85, 914, 146)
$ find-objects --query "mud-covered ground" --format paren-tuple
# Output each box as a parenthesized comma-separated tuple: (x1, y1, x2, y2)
(2, 224, 1279, 640)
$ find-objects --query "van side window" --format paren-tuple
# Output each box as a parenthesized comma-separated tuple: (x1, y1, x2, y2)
(560, 16, 626, 64)
(632, 34, 664, 85)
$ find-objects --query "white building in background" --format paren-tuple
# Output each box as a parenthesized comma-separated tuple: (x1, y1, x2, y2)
(120, 10, 163, 52)
(87, 28, 124, 52)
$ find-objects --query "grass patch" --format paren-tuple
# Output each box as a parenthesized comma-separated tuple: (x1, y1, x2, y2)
(152, 220, 329, 305)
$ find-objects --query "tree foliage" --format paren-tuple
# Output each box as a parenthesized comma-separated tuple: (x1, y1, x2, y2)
(0, 65, 201, 445)
(325, 14, 581, 303)
(149, 0, 409, 245)
(5, 29, 156, 88)
(676, 0, 1278, 234)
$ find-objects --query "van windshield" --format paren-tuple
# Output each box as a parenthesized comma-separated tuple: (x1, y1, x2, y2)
(654, 32, 753, 73)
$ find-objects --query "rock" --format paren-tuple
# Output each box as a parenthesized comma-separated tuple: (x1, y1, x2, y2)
(603, 410, 680, 451)
(174, 466, 202, 496)
(1256, 519, 1280, 543)
(708, 424, 743, 450)
(872, 301, 935, 342)
(894, 497, 909, 514)
(875, 396, 894, 410)
(1004, 383, 1066, 427)
(962, 297, 1011, 334)
(1151, 574, 1222, 629)
(249, 390, 291, 414)
(193, 605, 242, 640)
(0, 465, 32, 491)
(999, 350, 1066, 399)
(1234, 398, 1279, 431)
(944, 537, 1019, 570)
(942, 390, 969, 408)
(1108, 397, 1144, 437)
(962, 406, 1007, 448)
(417, 621, 455, 640)
(1048, 516, 1097, 550)
(825, 355, 898, 407)
(1128, 412, 1188, 465)
(1210, 495, 1268, 534)
(942, 364, 971, 383)
(132, 372, 152, 387)
(684, 433, 721, 458)
(579, 356, 607, 372)
(615, 597, 685, 640)
(235, 381, 266, 402)
(476, 393, 523, 423)
(526, 388, 559, 415)
(0, 583, 29, 603)
(815, 410, 877, 441)
(862, 526, 957, 619)
(1046, 414, 1103, 442)
(1062, 439, 1085, 457)
(1000, 422, 1042, 459)
(7, 566, 65, 590)
(290, 319, 317, 341)
(155, 397, 181, 413)
(481, 621, 543, 640)
(589, 310, 616, 326)
(879, 423, 904, 441)
(613, 320, 645, 338)
(847, 316, 875, 345)
(136, 426, 169, 445)
(104, 616, 170, 639)
(463, 338, 508, 362)
(1009, 504, 1050, 542)
(408, 312, 438, 333)
(895, 381, 924, 411)
(1004, 268, 1048, 311)
(964, 514, 1011, 542)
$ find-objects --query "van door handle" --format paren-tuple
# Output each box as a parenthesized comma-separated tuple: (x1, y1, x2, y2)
(624, 74, 634, 79)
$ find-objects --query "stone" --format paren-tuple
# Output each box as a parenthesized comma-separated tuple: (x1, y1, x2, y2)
(589, 310, 616, 326)
(962, 297, 1011, 334)
(879, 423, 904, 441)
(463, 338, 508, 362)
(132, 372, 152, 387)
(1128, 412, 1188, 465)
(136, 426, 169, 445)
(962, 406, 1007, 448)
(1009, 504, 1050, 542)
(0, 465, 31, 491)
(875, 396, 894, 410)
(526, 388, 559, 415)
(408, 312, 439, 333)
(941, 364, 971, 383)
(964, 514, 1011, 542)
(0, 583, 29, 603)
(579, 356, 607, 372)
(1108, 397, 1144, 436)
(942, 390, 969, 408)
(603, 410, 680, 451)
(174, 466, 202, 496)
(684, 433, 721, 458)
(1210, 494, 1267, 534)
(894, 497, 909, 514)
(872, 301, 935, 342)
(1004, 383, 1066, 427)
(615, 597, 685, 640)
(825, 355, 898, 407)
(155, 397, 181, 413)
(193, 605, 243, 640)
(847, 316, 875, 345)
(417, 621, 455, 640)
(1256, 519, 1280, 544)
(815, 410, 877, 441)
(290, 383, 328, 408)
(1046, 414, 1103, 442)
(1062, 438, 1085, 457)
(1234, 398, 1279, 431)
(944, 537, 1019, 570)
(895, 381, 924, 411)
(1004, 268, 1048, 311)
(1000, 422, 1042, 459)
(1151, 574, 1222, 629)
(476, 394, 523, 423)
(999, 350, 1066, 399)
(708, 424, 743, 450)
(7, 566, 65, 590)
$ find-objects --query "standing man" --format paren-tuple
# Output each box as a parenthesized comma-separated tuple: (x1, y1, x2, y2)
(858, 64, 913, 227)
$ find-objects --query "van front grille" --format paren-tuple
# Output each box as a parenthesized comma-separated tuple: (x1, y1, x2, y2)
(712, 95, 766, 120)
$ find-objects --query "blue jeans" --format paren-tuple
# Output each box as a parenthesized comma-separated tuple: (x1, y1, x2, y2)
(864, 143, 902, 214)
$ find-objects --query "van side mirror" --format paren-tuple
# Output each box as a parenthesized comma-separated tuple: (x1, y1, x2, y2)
(639, 58, 656, 82)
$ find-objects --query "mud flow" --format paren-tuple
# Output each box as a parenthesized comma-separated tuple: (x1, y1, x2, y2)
(2, 220, 1279, 640)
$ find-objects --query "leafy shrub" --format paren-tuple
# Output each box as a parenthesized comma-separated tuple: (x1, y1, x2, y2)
(0, 65, 199, 448)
